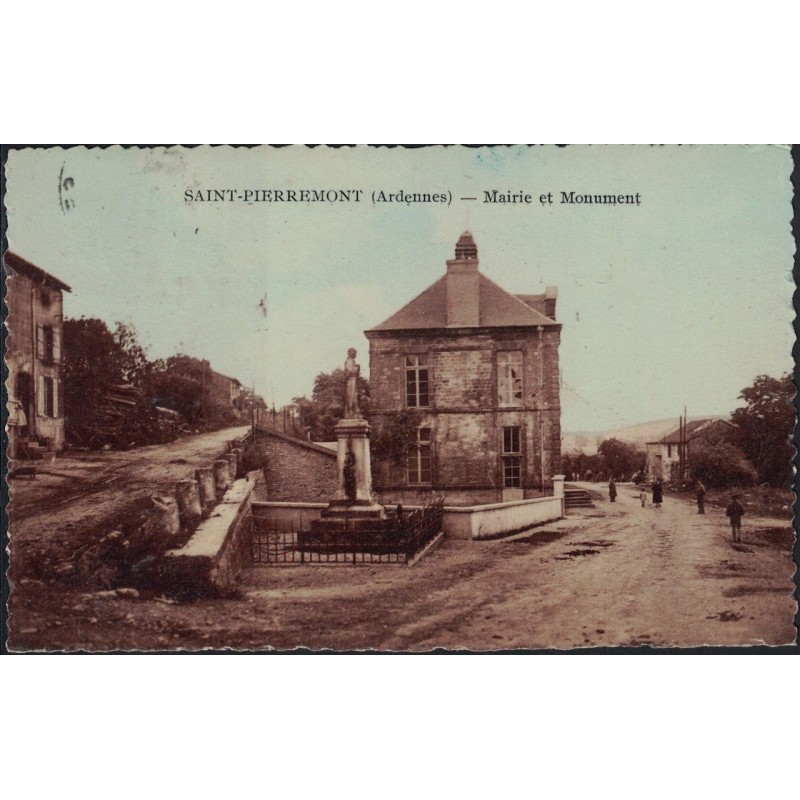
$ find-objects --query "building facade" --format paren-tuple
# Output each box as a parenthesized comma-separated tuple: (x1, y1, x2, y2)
(4, 252, 72, 457)
(645, 417, 735, 482)
(365, 232, 562, 506)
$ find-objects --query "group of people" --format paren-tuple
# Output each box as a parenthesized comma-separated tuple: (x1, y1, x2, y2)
(608, 478, 663, 508)
(606, 477, 746, 541)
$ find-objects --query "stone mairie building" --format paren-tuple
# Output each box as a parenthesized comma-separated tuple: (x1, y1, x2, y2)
(365, 232, 562, 506)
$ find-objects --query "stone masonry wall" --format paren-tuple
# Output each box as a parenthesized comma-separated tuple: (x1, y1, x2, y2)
(5, 269, 66, 450)
(368, 327, 561, 504)
(258, 432, 338, 502)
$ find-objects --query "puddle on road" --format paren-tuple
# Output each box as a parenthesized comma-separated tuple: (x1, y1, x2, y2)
(698, 560, 748, 579)
(722, 585, 792, 598)
(555, 548, 599, 560)
(503, 530, 570, 546)
(573, 540, 615, 548)
(706, 611, 743, 622)
(751, 527, 795, 551)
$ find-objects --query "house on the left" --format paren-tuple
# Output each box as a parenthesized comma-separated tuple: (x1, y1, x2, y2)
(4, 252, 71, 458)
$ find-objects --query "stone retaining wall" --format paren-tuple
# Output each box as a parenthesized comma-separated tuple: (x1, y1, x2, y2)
(158, 474, 257, 595)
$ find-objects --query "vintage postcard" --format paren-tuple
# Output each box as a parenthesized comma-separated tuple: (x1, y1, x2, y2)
(3, 144, 796, 652)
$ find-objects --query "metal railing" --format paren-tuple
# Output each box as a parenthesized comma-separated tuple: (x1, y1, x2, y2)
(250, 496, 445, 565)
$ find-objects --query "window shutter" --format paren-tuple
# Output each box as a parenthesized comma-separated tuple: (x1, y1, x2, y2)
(429, 429, 436, 487)
(38, 376, 45, 415)
(53, 379, 59, 419)
(496, 425, 503, 490)
(53, 329, 61, 363)
(36, 324, 44, 359)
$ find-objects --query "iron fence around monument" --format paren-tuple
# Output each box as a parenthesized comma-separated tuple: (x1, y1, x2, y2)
(250, 496, 445, 565)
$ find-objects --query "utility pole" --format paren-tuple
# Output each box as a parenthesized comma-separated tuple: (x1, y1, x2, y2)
(682, 405, 687, 488)
(251, 377, 256, 441)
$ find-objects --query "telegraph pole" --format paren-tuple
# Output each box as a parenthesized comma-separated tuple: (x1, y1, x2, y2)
(682, 405, 687, 487)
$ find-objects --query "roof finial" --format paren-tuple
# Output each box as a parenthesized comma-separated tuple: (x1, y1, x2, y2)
(455, 231, 477, 260)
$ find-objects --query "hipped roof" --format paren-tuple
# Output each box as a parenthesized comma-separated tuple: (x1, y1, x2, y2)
(366, 272, 558, 333)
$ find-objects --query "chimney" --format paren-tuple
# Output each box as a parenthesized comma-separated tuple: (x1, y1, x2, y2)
(544, 286, 557, 320)
(446, 231, 480, 327)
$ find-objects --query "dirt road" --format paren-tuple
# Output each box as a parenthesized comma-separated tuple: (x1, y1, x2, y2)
(8, 481, 795, 651)
(7, 426, 250, 577)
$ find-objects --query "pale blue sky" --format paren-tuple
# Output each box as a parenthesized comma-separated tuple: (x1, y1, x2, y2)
(5, 145, 794, 432)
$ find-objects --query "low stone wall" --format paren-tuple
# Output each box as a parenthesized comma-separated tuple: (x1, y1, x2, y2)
(443, 495, 565, 540)
(251, 501, 328, 530)
(249, 496, 563, 541)
(158, 473, 257, 595)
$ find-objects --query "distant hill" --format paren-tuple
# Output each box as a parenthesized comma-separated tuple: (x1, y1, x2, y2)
(563, 416, 726, 453)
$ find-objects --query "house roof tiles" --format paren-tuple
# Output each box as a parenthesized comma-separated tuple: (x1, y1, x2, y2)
(367, 272, 558, 333)
(647, 418, 734, 445)
(3, 251, 72, 292)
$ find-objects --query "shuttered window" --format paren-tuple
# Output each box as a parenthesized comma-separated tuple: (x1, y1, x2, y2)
(43, 377, 55, 417)
(36, 324, 57, 363)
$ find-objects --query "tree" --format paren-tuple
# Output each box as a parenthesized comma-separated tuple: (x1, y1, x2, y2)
(62, 317, 126, 429)
(114, 321, 163, 386)
(62, 318, 161, 447)
(730, 373, 794, 487)
(293, 368, 370, 441)
(597, 438, 646, 480)
(370, 410, 422, 464)
(146, 355, 239, 429)
(561, 451, 603, 481)
(689, 440, 758, 489)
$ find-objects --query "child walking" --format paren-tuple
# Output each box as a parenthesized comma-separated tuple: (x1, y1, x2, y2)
(639, 489, 647, 508)
(725, 494, 745, 542)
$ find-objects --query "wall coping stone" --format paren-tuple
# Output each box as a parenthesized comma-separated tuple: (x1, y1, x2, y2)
(165, 475, 255, 560)
(254, 427, 338, 457)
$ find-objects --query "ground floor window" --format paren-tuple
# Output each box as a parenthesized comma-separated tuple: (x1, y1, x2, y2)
(43, 376, 55, 417)
(502, 426, 522, 488)
(407, 427, 432, 485)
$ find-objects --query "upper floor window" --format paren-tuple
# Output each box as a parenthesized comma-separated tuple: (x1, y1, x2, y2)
(405, 354, 429, 408)
(36, 324, 59, 364)
(497, 351, 523, 406)
(407, 427, 432, 485)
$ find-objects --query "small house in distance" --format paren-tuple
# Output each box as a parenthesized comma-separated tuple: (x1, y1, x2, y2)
(645, 417, 735, 482)
(365, 232, 562, 506)
(4, 252, 72, 458)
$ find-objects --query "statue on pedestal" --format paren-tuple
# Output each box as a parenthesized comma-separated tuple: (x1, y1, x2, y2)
(344, 347, 361, 418)
(308, 347, 385, 541)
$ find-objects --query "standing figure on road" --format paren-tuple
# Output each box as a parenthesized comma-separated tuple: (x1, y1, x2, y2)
(639, 489, 647, 508)
(609, 478, 617, 503)
(726, 494, 745, 542)
(652, 479, 663, 509)
(696, 480, 706, 514)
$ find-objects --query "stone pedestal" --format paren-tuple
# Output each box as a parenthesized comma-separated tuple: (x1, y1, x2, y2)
(311, 417, 386, 540)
